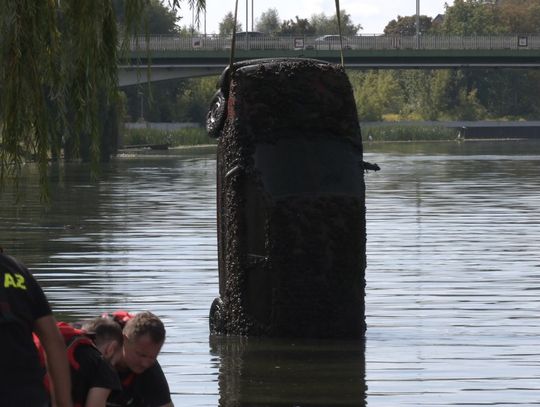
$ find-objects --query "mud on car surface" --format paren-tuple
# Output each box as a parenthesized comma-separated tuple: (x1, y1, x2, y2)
(207, 58, 367, 338)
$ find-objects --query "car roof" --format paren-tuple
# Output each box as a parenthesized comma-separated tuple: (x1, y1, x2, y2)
(216, 58, 331, 94)
(317, 35, 348, 40)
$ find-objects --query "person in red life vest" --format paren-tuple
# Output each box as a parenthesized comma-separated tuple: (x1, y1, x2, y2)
(104, 311, 173, 407)
(0, 247, 73, 407)
(35, 316, 124, 407)
(82, 316, 125, 368)
(73, 317, 125, 407)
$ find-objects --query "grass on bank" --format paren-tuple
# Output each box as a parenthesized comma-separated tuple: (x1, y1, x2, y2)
(362, 125, 458, 142)
(121, 125, 460, 147)
(121, 127, 216, 148)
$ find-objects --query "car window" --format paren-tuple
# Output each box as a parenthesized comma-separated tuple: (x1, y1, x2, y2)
(253, 138, 363, 199)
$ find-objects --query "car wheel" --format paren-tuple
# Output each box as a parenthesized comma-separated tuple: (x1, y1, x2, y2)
(209, 297, 224, 334)
(206, 90, 227, 138)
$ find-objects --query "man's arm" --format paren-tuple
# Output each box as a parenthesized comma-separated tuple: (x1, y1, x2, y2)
(75, 345, 121, 407)
(34, 314, 73, 407)
(84, 387, 112, 407)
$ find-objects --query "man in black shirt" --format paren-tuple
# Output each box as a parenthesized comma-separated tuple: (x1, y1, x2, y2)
(73, 317, 125, 406)
(34, 306, 124, 407)
(0, 248, 73, 407)
(105, 311, 173, 407)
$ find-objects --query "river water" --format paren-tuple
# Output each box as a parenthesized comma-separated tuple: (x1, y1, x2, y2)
(1, 140, 540, 406)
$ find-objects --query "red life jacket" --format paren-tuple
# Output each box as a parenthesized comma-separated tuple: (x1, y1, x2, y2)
(33, 321, 96, 370)
(101, 309, 135, 329)
(33, 322, 96, 407)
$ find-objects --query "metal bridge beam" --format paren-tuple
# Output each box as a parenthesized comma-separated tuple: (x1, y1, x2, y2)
(118, 65, 224, 87)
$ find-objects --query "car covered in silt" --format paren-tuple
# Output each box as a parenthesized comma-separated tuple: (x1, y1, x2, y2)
(207, 58, 367, 338)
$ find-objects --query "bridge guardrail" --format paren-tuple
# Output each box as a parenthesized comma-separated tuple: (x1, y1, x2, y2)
(127, 34, 540, 52)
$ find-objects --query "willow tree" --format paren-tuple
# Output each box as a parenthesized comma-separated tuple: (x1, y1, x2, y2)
(0, 0, 204, 195)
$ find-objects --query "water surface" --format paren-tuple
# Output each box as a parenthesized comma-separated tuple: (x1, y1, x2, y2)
(2, 140, 540, 406)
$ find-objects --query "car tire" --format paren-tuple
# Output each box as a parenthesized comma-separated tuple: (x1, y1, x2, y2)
(206, 90, 227, 138)
(209, 297, 224, 334)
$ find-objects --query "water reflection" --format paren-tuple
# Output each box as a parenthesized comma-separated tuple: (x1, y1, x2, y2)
(210, 336, 366, 407)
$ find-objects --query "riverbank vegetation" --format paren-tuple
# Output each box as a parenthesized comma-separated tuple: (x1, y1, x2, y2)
(122, 125, 459, 145)
(362, 126, 458, 142)
(122, 127, 215, 147)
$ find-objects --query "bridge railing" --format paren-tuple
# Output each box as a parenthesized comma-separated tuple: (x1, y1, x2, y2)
(127, 34, 540, 52)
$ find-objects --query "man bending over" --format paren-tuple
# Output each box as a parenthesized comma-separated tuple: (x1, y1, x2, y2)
(106, 311, 173, 407)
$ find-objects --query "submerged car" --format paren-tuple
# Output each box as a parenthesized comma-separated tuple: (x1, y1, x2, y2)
(207, 58, 368, 338)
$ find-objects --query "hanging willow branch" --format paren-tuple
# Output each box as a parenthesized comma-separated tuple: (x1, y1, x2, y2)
(0, 0, 60, 195)
(0, 0, 205, 199)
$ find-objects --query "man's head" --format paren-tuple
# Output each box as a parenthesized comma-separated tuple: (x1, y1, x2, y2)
(121, 311, 166, 374)
(82, 317, 124, 366)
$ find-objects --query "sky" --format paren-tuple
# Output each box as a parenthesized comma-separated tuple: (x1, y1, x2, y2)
(183, 0, 449, 35)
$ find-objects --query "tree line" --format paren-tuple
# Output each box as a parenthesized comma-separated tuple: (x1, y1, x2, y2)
(127, 0, 540, 125)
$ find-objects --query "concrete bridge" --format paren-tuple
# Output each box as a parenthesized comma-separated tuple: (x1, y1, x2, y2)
(118, 34, 540, 87)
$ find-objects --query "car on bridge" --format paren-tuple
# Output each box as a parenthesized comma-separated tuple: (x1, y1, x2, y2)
(312, 34, 353, 50)
(233, 31, 265, 40)
(206, 58, 369, 338)
(225, 31, 293, 50)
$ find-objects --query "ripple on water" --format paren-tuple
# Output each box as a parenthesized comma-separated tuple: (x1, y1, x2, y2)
(2, 144, 540, 406)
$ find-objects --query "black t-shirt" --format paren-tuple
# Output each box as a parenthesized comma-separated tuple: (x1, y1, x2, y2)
(72, 343, 122, 405)
(106, 362, 172, 407)
(0, 253, 52, 406)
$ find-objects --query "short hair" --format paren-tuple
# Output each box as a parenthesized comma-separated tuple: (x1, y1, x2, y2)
(123, 311, 166, 344)
(82, 317, 124, 348)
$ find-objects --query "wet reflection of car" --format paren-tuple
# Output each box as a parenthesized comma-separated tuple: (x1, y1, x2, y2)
(207, 58, 367, 338)
(210, 335, 367, 406)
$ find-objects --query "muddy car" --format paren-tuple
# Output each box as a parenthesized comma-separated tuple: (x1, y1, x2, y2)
(207, 58, 367, 338)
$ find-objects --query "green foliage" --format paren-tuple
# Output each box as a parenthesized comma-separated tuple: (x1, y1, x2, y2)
(175, 77, 218, 124)
(256, 9, 280, 34)
(441, 0, 504, 35)
(499, 0, 540, 33)
(350, 71, 402, 121)
(280, 17, 315, 35)
(452, 88, 487, 120)
(309, 10, 362, 36)
(0, 0, 120, 193)
(114, 0, 180, 34)
(219, 11, 242, 35)
(384, 15, 433, 35)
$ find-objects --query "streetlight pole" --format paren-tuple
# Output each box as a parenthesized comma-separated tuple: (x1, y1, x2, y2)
(251, 0, 254, 31)
(138, 91, 144, 122)
(415, 0, 420, 49)
(191, 6, 195, 37)
(246, 0, 249, 48)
